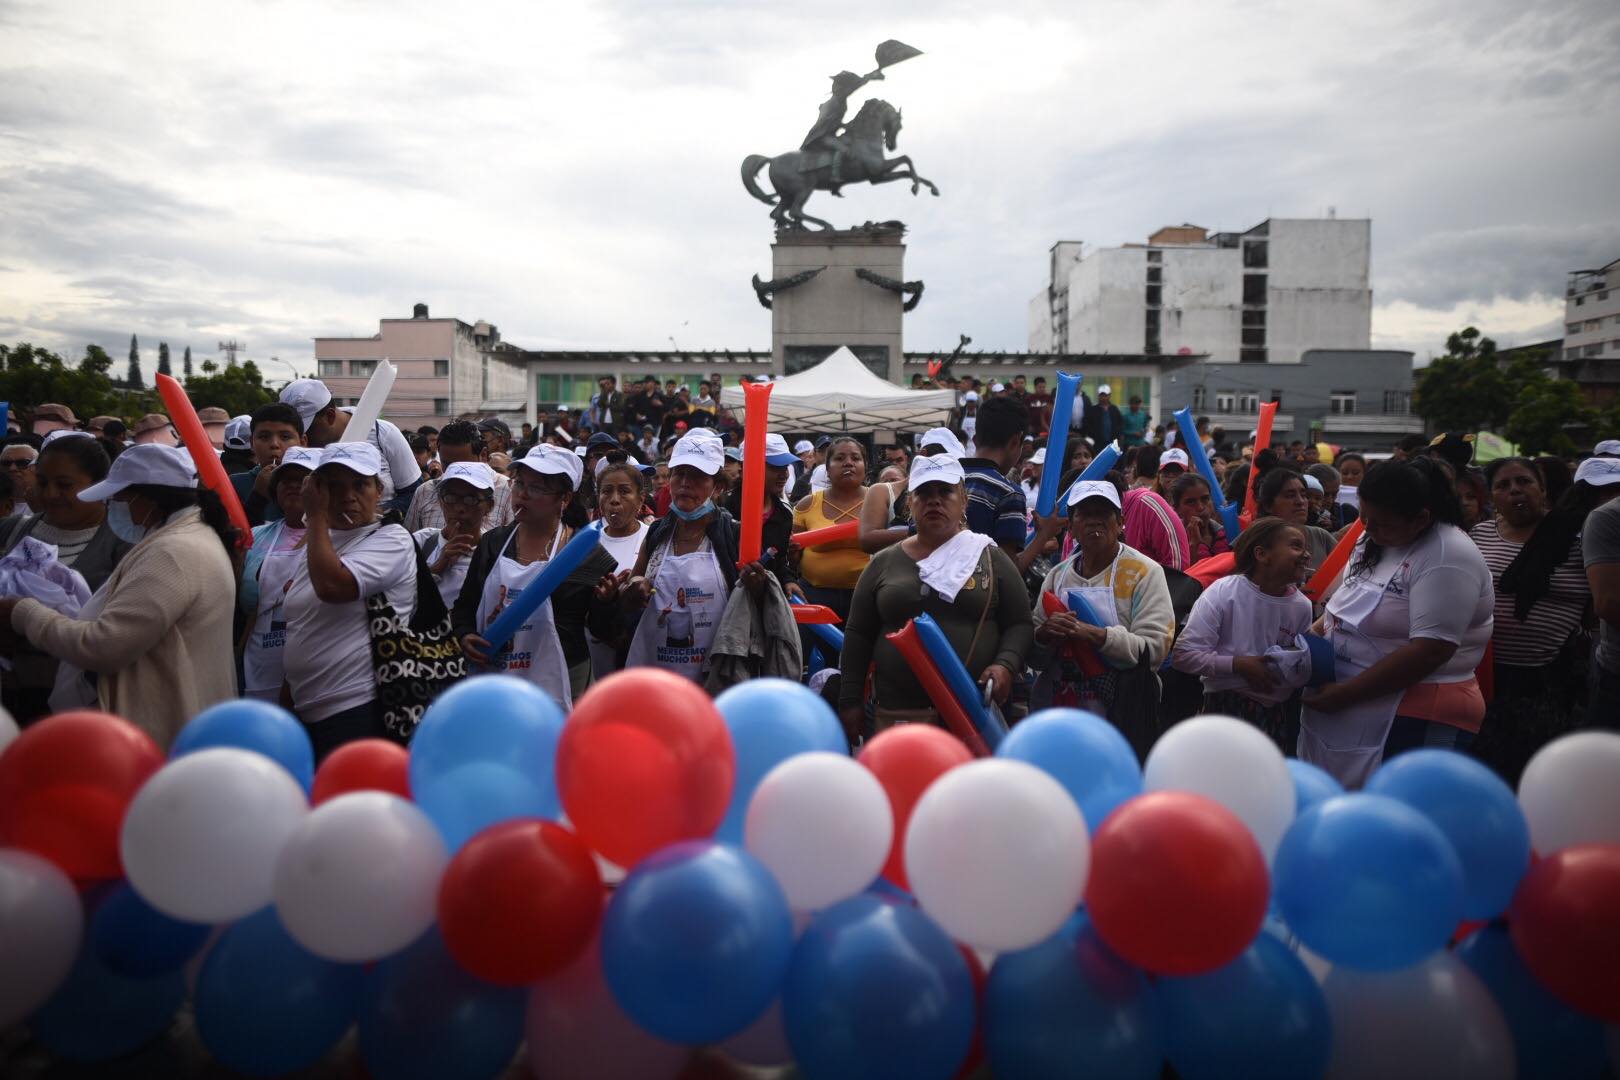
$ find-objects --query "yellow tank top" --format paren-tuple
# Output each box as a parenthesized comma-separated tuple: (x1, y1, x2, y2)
(793, 490, 870, 589)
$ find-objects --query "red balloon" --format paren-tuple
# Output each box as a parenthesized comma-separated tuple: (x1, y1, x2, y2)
(556, 669, 734, 868)
(857, 725, 973, 889)
(0, 711, 164, 880)
(438, 819, 604, 986)
(1509, 843, 1620, 1023)
(311, 738, 411, 805)
(1085, 791, 1269, 976)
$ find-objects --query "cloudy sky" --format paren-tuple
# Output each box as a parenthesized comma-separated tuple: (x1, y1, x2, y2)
(2, 0, 1617, 378)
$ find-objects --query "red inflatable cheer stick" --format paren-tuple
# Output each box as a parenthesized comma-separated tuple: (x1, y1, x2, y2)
(1302, 519, 1364, 602)
(791, 520, 860, 548)
(156, 373, 252, 549)
(885, 620, 990, 757)
(737, 380, 773, 566)
(1040, 592, 1107, 677)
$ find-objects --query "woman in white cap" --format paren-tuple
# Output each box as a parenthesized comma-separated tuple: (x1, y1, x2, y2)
(454, 444, 619, 705)
(1031, 477, 1174, 751)
(414, 461, 496, 609)
(838, 454, 1033, 742)
(621, 429, 768, 683)
(0, 444, 237, 745)
(239, 446, 321, 703)
(282, 442, 417, 758)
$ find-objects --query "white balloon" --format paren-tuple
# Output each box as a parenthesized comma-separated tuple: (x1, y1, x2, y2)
(1143, 714, 1295, 861)
(273, 792, 447, 962)
(745, 752, 892, 911)
(904, 758, 1089, 951)
(0, 849, 82, 1028)
(1321, 952, 1515, 1080)
(121, 747, 309, 922)
(1518, 731, 1620, 854)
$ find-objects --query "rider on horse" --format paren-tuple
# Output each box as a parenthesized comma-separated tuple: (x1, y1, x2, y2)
(800, 69, 883, 195)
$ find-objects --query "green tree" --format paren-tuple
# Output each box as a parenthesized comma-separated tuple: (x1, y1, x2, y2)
(1504, 378, 1591, 456)
(1412, 327, 1512, 432)
(179, 358, 276, 417)
(182, 345, 193, 379)
(157, 341, 172, 378)
(80, 344, 113, 377)
(126, 334, 144, 388)
(0, 342, 156, 422)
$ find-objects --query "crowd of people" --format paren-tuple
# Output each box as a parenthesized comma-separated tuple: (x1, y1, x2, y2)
(2, 376, 1616, 791)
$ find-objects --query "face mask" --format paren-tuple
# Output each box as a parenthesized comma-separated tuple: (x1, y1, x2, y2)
(107, 501, 148, 544)
(668, 499, 715, 523)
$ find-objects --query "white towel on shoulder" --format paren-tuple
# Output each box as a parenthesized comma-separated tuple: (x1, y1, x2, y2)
(916, 530, 996, 602)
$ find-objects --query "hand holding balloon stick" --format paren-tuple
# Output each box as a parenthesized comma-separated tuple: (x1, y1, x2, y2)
(155, 374, 252, 549)
(1035, 372, 1082, 517)
(1174, 407, 1240, 539)
(479, 522, 604, 665)
(1302, 519, 1363, 602)
(885, 619, 990, 756)
(737, 381, 773, 566)
(913, 613, 1006, 750)
(790, 520, 860, 548)
(1243, 400, 1278, 520)
(1040, 592, 1106, 677)
(337, 360, 397, 442)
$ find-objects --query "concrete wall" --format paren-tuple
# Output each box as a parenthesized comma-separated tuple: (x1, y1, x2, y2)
(771, 232, 905, 380)
(1067, 248, 1146, 354)
(1161, 247, 1241, 363)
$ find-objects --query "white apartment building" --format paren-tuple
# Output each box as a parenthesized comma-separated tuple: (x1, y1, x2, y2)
(1564, 258, 1620, 365)
(1029, 218, 1372, 364)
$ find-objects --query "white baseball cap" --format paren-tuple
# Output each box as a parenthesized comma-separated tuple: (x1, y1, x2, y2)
(279, 378, 333, 428)
(593, 453, 644, 479)
(669, 429, 724, 475)
(1575, 456, 1620, 487)
(1303, 474, 1325, 494)
(1030, 447, 1047, 465)
(1593, 439, 1620, 457)
(764, 433, 798, 466)
(908, 453, 966, 492)
(223, 415, 252, 450)
(41, 430, 95, 448)
(317, 441, 383, 478)
(1067, 479, 1121, 510)
(1159, 448, 1190, 470)
(271, 445, 323, 479)
(78, 444, 198, 501)
(918, 427, 966, 458)
(1096, 384, 1112, 396)
(991, 382, 1006, 393)
(793, 439, 814, 455)
(962, 391, 979, 403)
(440, 461, 497, 491)
(516, 444, 584, 489)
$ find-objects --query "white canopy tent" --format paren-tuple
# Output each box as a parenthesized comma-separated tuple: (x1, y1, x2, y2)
(719, 347, 957, 432)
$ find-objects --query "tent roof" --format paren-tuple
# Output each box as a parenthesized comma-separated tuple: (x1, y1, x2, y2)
(718, 348, 957, 431)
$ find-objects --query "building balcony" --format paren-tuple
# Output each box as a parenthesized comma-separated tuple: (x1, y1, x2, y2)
(1320, 414, 1425, 435)
(1203, 412, 1295, 431)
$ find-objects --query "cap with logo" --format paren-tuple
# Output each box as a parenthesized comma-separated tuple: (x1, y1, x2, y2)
(918, 427, 966, 459)
(1067, 479, 1121, 510)
(1159, 448, 1190, 470)
(317, 442, 383, 477)
(1574, 456, 1620, 487)
(440, 461, 497, 491)
(279, 379, 334, 429)
(907, 453, 966, 492)
(515, 444, 584, 489)
(669, 429, 725, 475)
(223, 415, 253, 450)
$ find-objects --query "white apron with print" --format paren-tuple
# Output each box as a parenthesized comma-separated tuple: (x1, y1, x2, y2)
(1065, 559, 1121, 712)
(243, 542, 306, 702)
(625, 539, 727, 682)
(476, 529, 573, 709)
(1298, 552, 1407, 789)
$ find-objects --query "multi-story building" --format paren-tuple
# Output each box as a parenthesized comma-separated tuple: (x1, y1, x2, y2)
(313, 304, 530, 429)
(1029, 218, 1372, 364)
(1559, 258, 1620, 406)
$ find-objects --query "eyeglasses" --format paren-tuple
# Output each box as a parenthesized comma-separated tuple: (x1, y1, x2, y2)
(512, 479, 562, 499)
(438, 491, 492, 508)
(1, 459, 34, 470)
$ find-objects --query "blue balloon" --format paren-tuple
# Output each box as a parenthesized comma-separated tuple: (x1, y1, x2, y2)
(1286, 758, 1343, 814)
(986, 911, 1162, 1080)
(29, 927, 186, 1062)
(996, 708, 1142, 833)
(408, 675, 566, 850)
(1456, 924, 1608, 1080)
(1156, 928, 1330, 1080)
(171, 698, 314, 793)
(714, 678, 848, 843)
(89, 881, 210, 977)
(195, 906, 364, 1076)
(603, 841, 793, 1043)
(785, 894, 976, 1080)
(357, 926, 526, 1080)
(1367, 749, 1531, 920)
(1273, 794, 1464, 971)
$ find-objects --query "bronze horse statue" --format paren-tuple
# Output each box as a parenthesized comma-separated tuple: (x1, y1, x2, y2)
(741, 99, 939, 231)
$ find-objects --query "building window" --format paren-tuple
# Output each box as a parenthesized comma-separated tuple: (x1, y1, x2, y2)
(1330, 392, 1357, 415)
(1215, 392, 1234, 414)
(1146, 250, 1162, 263)
(1192, 386, 1206, 410)
(318, 359, 342, 377)
(1146, 267, 1162, 284)
(1568, 323, 1584, 335)
(1382, 390, 1410, 414)
(1241, 328, 1266, 347)
(1567, 347, 1582, 360)
(350, 360, 376, 377)
(1587, 319, 1603, 332)
(433, 359, 449, 377)
(1270, 390, 1283, 407)
(1243, 274, 1267, 305)
(1238, 392, 1259, 413)
(1576, 296, 1585, 306)
(1243, 241, 1268, 269)
(1240, 348, 1268, 364)
(1584, 343, 1603, 357)
(1601, 290, 1611, 301)
(432, 398, 450, 414)
(1146, 285, 1162, 306)
(1242, 309, 1267, 327)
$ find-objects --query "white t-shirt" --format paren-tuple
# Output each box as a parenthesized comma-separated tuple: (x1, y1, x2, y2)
(283, 523, 416, 722)
(414, 526, 472, 609)
(598, 522, 649, 574)
(337, 410, 423, 503)
(1171, 574, 1314, 702)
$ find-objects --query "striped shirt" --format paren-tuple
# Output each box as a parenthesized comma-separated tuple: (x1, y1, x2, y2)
(1122, 487, 1190, 571)
(1469, 518, 1588, 667)
(962, 459, 1028, 547)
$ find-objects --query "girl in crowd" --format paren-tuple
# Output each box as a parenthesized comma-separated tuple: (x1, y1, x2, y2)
(838, 454, 1032, 744)
(621, 430, 771, 683)
(0, 445, 236, 746)
(1171, 517, 1315, 752)
(792, 435, 870, 621)
(1168, 473, 1230, 563)
(455, 445, 618, 706)
(1030, 479, 1174, 753)
(1470, 456, 1619, 780)
(1300, 457, 1494, 787)
(0, 435, 132, 722)
(1067, 439, 1094, 478)
(240, 447, 320, 703)
(587, 456, 651, 680)
(414, 462, 496, 608)
(1252, 468, 1337, 575)
(1453, 466, 1489, 531)
(283, 443, 417, 760)
(1334, 452, 1366, 510)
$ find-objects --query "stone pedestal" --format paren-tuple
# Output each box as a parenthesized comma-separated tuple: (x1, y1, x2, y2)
(769, 228, 906, 382)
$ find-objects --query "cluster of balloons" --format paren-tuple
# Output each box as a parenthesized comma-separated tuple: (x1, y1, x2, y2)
(1, 679, 1618, 1079)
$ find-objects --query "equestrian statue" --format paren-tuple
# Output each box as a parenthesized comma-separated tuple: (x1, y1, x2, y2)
(741, 40, 940, 231)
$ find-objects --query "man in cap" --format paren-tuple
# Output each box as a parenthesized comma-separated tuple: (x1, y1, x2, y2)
(404, 419, 514, 532)
(220, 414, 256, 474)
(279, 377, 422, 511)
(197, 406, 231, 450)
(1081, 384, 1124, 450)
(30, 404, 77, 438)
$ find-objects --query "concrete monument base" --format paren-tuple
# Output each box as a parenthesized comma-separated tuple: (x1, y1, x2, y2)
(767, 227, 910, 382)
